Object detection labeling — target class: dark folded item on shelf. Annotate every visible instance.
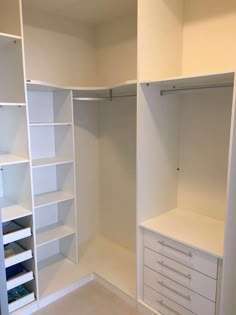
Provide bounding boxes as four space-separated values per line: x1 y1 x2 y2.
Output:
6 264 24 280
3 222 22 235
8 285 30 303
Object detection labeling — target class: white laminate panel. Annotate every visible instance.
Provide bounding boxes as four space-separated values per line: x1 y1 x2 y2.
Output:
144 229 218 279
144 248 217 301
144 285 195 315
144 267 216 315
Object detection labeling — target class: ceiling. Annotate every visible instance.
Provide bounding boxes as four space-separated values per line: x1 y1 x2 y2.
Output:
23 0 137 26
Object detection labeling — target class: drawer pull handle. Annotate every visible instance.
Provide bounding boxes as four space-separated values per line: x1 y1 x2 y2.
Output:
157 281 191 301
157 261 192 279
157 299 182 315
158 240 193 257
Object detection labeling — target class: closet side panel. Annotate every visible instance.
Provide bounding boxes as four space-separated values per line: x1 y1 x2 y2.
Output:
22 8 97 86
96 16 137 86
182 0 236 76
73 102 100 250
177 89 232 220
99 98 136 251
138 0 183 82
220 80 236 315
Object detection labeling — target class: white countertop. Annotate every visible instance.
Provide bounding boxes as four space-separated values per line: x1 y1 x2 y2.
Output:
140 208 225 258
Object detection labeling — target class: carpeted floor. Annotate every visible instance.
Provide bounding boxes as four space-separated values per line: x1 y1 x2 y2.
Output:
34 281 142 315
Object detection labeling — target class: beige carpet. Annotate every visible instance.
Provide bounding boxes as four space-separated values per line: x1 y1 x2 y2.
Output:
34 282 142 315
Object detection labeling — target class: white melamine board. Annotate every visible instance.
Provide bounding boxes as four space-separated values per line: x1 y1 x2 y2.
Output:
34 191 74 209
182 0 236 76
28 90 54 123
140 208 224 258
32 158 73 168
30 122 72 126
0 0 21 36
1 200 31 223
99 97 136 250
0 37 25 103
0 33 21 46
177 88 232 219
3 223 31 245
138 0 183 82
36 224 74 247
8 292 35 313
0 106 29 158
96 16 137 86
220 79 236 314
7 270 34 291
5 243 32 268
74 101 100 247
2 163 33 212
37 240 60 262
0 154 29 166
137 84 180 223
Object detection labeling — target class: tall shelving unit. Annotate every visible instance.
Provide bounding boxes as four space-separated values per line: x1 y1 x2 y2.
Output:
27 82 78 299
0 0 37 314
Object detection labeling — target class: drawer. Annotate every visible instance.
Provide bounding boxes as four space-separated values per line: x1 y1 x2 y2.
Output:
144 229 217 279
5 243 33 268
144 267 215 315
7 270 34 291
144 247 217 301
8 292 35 313
144 285 195 315
3 222 31 245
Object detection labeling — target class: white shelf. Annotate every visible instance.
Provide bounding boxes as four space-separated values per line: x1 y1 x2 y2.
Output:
140 208 225 258
0 199 32 223
3 222 31 245
0 103 25 107
5 243 33 268
0 154 29 166
34 191 74 209
30 122 72 127
32 158 73 168
0 32 21 48
8 292 35 313
36 224 74 247
7 270 34 291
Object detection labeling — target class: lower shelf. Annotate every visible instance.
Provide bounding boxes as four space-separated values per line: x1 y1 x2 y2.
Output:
0 199 32 223
8 292 35 313
36 224 75 247
7 270 34 291
34 191 74 208
5 243 33 268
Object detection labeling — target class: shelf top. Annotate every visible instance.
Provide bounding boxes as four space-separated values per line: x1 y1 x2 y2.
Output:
140 71 235 90
26 79 137 95
0 154 29 167
0 198 32 223
36 223 74 247
140 208 225 258
32 158 73 168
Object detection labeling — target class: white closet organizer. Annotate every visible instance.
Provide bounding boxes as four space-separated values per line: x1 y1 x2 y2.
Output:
137 72 235 315
0 1 37 313
27 81 78 299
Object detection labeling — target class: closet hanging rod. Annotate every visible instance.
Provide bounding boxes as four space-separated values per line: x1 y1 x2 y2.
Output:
73 94 136 102
160 83 233 96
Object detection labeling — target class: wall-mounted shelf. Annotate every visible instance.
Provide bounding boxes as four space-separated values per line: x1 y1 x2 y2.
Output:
34 191 74 209
30 122 72 127
0 103 25 107
0 200 31 223
0 32 21 48
32 158 73 168
0 154 29 166
36 224 75 247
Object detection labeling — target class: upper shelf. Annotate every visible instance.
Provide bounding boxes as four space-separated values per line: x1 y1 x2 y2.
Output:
26 79 137 97
140 208 224 258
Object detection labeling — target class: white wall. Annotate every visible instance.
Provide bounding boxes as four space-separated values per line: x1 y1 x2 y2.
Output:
22 7 97 86
177 89 232 220
99 98 136 251
96 16 137 86
182 0 236 76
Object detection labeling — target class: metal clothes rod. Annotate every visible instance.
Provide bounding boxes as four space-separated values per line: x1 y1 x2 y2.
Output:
73 94 136 102
160 83 233 96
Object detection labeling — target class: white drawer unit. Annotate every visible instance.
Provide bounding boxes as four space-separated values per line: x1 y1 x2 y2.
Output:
3 222 31 245
144 230 218 279
144 285 195 315
144 247 217 301
144 267 215 315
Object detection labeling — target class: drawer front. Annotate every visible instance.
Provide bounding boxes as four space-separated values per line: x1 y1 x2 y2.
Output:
144 285 195 315
144 267 215 315
144 247 216 301
144 230 217 279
